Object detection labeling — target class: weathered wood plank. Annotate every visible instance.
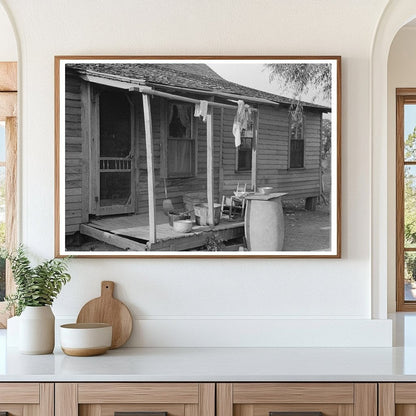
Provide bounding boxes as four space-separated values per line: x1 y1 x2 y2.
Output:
80 224 146 251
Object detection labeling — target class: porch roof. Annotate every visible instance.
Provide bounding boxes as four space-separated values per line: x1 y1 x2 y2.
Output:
67 63 331 112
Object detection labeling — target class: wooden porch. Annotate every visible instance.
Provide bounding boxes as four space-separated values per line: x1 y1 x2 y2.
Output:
80 211 244 251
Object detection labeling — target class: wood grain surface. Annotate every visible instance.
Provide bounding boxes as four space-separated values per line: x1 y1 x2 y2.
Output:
76 281 133 348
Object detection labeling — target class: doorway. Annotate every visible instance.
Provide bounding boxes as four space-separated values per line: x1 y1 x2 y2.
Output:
91 88 135 216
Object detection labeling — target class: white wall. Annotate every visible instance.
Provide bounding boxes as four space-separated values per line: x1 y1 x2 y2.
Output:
0 0 394 347
387 26 416 312
0 3 16 61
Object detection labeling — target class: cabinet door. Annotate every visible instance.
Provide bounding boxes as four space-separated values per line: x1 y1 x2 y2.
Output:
217 383 377 416
56 383 215 416
0 383 53 416
379 383 416 416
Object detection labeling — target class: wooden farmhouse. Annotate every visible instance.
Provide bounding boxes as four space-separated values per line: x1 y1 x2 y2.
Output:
64 63 330 251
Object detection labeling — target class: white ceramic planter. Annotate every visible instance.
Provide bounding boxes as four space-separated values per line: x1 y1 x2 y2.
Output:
6 315 20 347
19 306 55 354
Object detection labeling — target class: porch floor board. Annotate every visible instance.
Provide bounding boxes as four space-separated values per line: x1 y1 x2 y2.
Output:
83 211 245 251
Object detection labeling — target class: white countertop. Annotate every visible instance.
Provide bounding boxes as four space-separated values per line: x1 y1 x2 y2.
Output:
3 345 416 382
2 313 416 382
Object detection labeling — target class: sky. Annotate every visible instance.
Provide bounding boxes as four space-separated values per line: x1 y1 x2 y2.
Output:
207 63 329 106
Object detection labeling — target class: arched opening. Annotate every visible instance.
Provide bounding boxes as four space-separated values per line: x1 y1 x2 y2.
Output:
371 1 416 322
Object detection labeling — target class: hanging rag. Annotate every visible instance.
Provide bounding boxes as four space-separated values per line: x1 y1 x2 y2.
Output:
232 100 252 147
194 100 209 122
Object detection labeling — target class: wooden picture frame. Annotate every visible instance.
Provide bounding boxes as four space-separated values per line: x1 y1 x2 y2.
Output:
55 56 341 258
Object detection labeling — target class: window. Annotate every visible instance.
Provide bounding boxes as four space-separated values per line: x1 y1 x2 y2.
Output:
396 90 416 311
167 103 195 178
236 136 252 171
289 110 304 168
235 117 254 172
0 62 17 326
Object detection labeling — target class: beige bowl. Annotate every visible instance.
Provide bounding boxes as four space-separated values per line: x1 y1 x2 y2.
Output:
173 219 193 233
60 323 112 357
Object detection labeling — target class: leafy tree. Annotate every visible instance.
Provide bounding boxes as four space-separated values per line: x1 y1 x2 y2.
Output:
264 63 332 103
321 118 331 160
405 126 416 161
405 127 416 248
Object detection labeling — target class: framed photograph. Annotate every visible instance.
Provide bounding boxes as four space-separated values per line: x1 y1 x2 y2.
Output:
55 56 341 258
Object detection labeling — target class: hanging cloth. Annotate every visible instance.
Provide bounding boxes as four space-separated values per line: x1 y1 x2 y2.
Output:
233 100 252 147
194 100 209 122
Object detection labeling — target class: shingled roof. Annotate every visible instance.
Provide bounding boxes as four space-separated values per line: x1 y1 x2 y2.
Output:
68 63 330 111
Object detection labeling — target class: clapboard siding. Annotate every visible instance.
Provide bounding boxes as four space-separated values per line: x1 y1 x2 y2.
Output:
220 104 321 200
65 74 83 234
304 112 322 170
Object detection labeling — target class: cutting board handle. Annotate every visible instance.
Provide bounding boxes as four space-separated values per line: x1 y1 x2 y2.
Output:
101 281 115 298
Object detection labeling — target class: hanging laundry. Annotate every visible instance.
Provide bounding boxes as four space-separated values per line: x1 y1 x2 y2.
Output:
232 100 252 147
194 100 209 122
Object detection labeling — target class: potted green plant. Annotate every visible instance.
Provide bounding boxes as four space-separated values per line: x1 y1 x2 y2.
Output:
4 246 71 354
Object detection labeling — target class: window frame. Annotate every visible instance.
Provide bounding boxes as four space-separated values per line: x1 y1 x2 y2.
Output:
166 102 196 179
395 90 416 311
288 110 305 169
0 62 18 327
235 129 254 173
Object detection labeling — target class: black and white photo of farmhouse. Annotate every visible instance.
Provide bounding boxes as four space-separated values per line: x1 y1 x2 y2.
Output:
62 60 336 254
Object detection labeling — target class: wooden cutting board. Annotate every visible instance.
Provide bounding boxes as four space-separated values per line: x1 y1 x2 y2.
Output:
76 281 133 349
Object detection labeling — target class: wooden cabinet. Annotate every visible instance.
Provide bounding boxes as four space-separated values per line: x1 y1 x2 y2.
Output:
0 383 53 415
217 383 377 416
55 383 215 416
1 380 414 416
379 383 416 416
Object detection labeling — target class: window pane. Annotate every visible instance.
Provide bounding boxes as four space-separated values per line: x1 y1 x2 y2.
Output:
405 252 416 301
167 104 194 178
290 140 304 168
238 137 252 171
405 165 416 247
404 104 416 162
168 139 193 177
169 104 192 138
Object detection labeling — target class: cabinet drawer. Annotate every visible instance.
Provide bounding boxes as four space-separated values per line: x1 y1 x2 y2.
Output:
379 383 416 415
56 383 215 416
0 383 53 415
217 383 376 416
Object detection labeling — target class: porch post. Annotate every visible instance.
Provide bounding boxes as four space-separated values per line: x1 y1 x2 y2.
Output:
142 93 157 244
206 106 215 226
251 110 258 192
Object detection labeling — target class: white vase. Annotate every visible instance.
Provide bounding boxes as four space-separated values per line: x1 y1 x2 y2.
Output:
6 315 20 347
19 306 55 354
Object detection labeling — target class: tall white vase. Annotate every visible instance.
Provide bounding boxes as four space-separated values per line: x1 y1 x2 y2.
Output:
19 306 55 354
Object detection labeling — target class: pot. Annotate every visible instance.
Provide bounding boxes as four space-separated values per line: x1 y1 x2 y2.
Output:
173 219 193 233
19 305 55 354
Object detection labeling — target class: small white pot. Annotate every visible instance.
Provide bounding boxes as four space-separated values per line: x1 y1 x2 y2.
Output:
19 306 55 354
